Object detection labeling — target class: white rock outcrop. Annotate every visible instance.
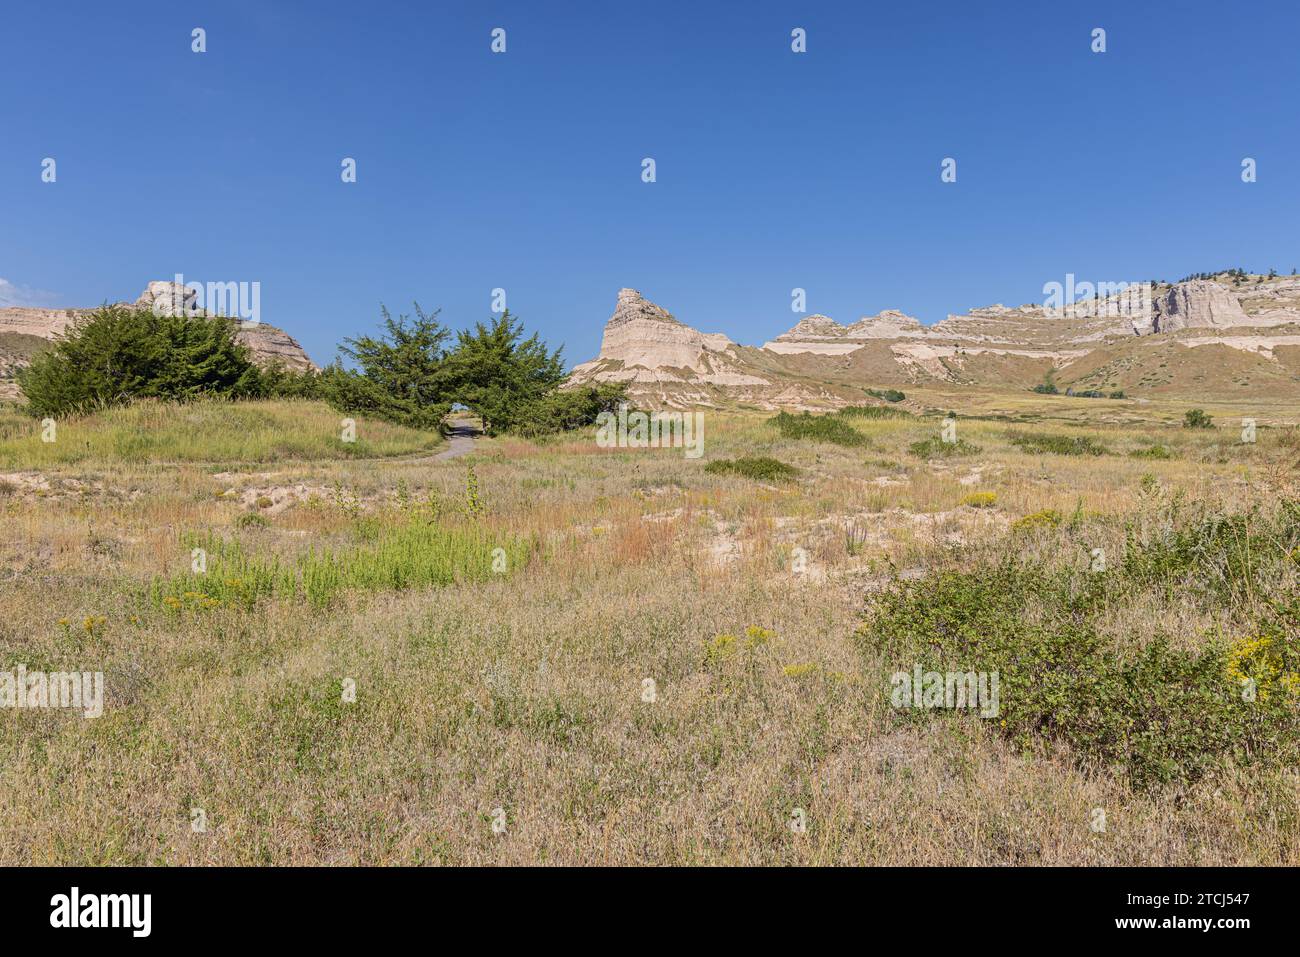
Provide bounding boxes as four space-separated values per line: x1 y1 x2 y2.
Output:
765 310 925 354
1151 280 1250 333
571 288 766 386
135 280 199 317
562 275 1300 407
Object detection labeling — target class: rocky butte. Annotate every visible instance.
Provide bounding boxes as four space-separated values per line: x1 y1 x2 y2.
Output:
568 276 1300 408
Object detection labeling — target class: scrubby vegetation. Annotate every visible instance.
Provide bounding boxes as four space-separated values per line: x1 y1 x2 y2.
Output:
1009 432 1109 456
1184 408 1215 429
704 456 799 481
866 388 906 403
859 498 1300 790
768 410 868 447
1131 444 1174 460
1030 370 1124 400
4 385 1298 865
1012 508 1063 531
837 404 912 420
1030 370 1060 395
908 435 982 458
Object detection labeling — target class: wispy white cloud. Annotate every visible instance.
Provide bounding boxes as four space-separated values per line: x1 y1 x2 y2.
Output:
0 278 60 308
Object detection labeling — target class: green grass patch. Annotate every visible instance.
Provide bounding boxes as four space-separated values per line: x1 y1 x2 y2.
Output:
704 456 799 482
153 519 532 608
0 398 441 467
1130 444 1175 460
768 411 868 447
836 404 912 420
1008 431 1109 456
908 436 982 458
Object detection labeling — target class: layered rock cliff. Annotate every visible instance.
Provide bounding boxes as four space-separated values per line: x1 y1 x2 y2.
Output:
572 274 1300 407
1151 279 1250 332
569 289 771 402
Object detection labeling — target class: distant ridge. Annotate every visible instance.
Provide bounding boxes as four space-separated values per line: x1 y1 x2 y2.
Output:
569 275 1300 408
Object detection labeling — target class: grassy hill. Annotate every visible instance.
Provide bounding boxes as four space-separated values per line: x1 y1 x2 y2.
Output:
0 398 441 469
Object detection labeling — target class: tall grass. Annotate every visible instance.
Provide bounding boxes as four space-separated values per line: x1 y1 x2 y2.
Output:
1008 431 1109 456
153 520 533 608
704 456 799 481
0 398 440 468
836 404 912 419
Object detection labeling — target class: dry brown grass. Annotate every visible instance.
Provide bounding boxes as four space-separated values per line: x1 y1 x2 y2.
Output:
0 396 1296 864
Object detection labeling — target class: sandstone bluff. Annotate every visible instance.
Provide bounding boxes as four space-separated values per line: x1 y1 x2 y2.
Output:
568 276 1300 408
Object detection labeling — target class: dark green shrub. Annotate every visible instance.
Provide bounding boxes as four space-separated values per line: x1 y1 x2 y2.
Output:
837 404 912 420
1130 444 1174 460
1031 370 1059 395
18 305 262 418
235 512 269 529
330 306 569 436
1009 432 1109 456
1184 409 1215 429
704 456 799 482
328 305 455 431
511 383 630 438
768 411 868 447
857 551 1300 790
866 388 907 403
908 436 982 458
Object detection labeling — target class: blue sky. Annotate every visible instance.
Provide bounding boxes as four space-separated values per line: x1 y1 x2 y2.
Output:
2 0 1297 367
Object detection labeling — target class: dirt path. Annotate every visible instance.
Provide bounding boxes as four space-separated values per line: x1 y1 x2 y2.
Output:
433 424 479 461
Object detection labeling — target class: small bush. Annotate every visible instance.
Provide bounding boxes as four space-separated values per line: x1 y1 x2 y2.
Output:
235 512 269 530
704 456 799 482
908 436 982 458
768 411 868 447
866 388 907 403
1184 409 1215 429
960 491 997 509
1011 509 1062 532
1009 432 1109 456
1131 444 1174 460
837 404 912 420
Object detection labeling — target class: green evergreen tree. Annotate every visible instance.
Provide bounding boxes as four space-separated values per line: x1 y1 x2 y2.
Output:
18 305 260 417
444 311 566 435
330 304 455 429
